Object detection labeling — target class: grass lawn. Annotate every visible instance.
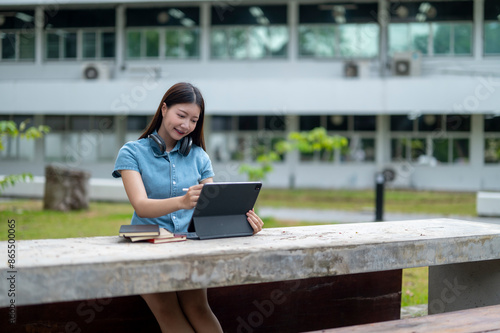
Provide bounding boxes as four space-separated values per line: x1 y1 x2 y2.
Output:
259 188 476 216
402 266 428 307
1 187 470 309
2 200 132 240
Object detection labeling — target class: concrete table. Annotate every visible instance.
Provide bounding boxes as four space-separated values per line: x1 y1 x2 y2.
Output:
1 219 500 332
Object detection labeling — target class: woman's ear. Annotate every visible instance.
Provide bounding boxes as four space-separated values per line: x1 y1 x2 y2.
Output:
161 103 167 117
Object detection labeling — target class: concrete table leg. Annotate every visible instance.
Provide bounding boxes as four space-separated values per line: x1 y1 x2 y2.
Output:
428 259 500 314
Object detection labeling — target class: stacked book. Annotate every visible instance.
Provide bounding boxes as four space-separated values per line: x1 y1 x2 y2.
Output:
119 225 186 244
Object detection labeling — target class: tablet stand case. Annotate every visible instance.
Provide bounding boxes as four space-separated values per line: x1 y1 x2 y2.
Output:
187 182 261 240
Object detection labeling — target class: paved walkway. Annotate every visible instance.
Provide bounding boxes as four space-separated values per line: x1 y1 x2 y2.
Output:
400 304 428 319
259 206 500 225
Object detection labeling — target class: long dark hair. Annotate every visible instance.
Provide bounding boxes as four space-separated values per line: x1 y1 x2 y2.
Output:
139 82 206 151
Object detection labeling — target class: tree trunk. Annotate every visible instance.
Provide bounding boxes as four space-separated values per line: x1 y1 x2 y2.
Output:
43 165 90 211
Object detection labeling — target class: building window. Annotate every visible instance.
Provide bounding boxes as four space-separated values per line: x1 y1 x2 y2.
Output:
484 115 500 163
484 0 500 55
485 114 500 132
83 32 97 58
0 115 36 161
46 31 115 60
389 22 472 56
126 31 141 58
389 1 473 56
432 138 469 163
209 115 285 163
353 115 376 131
299 3 379 58
336 137 375 163
356 138 375 162
265 115 286 131
127 29 199 59
0 11 36 61
211 115 233 131
451 138 469 163
165 29 199 58
145 30 160 57
300 115 321 131
1 31 35 61
418 114 442 132
127 116 148 131
485 138 500 163
446 114 470 132
299 25 336 57
126 7 200 59
44 115 115 163
44 9 115 60
211 26 287 59
46 31 76 59
299 24 378 58
484 22 500 55
391 138 427 163
327 115 348 131
390 114 470 164
238 116 258 131
339 24 378 57
433 23 472 55
389 23 429 55
125 116 149 142
81 31 115 59
391 114 415 131
298 115 376 163
211 5 288 59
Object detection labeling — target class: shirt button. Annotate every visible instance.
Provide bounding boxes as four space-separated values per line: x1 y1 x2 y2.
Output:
173 181 176 185
173 164 176 168
172 216 176 219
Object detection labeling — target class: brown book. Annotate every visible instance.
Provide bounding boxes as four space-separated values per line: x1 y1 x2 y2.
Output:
148 233 187 244
129 228 187 243
119 224 160 237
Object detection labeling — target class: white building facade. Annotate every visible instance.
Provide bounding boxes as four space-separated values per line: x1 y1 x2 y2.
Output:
1 0 499 192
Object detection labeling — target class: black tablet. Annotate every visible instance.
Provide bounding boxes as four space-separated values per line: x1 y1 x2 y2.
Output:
184 181 263 239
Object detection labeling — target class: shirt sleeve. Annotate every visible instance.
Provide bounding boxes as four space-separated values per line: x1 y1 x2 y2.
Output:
199 150 215 182
112 142 140 178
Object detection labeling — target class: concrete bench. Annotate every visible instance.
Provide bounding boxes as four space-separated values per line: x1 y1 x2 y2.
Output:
1 219 500 332
477 191 500 217
310 303 500 333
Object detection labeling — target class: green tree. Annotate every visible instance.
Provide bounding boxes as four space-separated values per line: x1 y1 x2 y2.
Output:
0 120 50 194
239 127 348 181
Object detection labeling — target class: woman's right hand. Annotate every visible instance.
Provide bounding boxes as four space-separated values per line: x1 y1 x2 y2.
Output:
181 184 204 209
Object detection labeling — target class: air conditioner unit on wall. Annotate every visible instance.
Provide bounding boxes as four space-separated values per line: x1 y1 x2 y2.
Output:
392 51 422 77
344 61 359 77
82 62 111 80
343 60 370 78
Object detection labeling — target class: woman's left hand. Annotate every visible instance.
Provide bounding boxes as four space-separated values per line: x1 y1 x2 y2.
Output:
246 209 264 234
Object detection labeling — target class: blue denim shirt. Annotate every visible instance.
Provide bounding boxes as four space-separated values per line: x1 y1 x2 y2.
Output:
112 134 214 233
